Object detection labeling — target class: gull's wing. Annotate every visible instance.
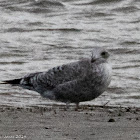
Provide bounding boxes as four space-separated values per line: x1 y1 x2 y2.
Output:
19 58 92 93
53 78 92 103
53 70 101 103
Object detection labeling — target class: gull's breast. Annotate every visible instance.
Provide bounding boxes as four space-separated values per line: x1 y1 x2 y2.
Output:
102 62 112 86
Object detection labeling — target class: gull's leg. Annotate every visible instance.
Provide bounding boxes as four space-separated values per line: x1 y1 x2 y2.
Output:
40 107 43 115
75 102 79 111
65 102 70 110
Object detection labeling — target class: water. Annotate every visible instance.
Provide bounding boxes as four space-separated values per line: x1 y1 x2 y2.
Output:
0 0 140 108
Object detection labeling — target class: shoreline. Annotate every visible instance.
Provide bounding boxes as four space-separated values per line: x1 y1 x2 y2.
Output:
0 105 140 140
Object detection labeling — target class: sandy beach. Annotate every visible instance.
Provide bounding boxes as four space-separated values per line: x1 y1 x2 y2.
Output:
0 105 139 140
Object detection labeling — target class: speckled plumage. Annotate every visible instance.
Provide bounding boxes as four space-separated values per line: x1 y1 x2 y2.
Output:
3 47 112 107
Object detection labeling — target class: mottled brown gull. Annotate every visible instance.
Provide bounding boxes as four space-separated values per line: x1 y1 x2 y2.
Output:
2 47 112 109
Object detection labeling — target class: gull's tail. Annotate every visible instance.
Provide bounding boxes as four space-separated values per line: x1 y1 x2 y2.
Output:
1 78 21 85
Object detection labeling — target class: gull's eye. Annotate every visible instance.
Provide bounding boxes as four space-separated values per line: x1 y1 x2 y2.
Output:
101 51 109 58
101 51 106 56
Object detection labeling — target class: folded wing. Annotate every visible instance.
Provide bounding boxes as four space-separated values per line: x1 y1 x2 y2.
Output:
19 59 92 94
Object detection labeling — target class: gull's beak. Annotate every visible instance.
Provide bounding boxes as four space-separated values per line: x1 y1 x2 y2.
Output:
91 52 98 63
91 58 96 63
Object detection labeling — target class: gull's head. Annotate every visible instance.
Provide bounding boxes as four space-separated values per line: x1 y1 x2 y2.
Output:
91 47 110 63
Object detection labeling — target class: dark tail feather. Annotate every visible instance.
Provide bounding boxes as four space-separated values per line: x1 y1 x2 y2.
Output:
1 78 21 85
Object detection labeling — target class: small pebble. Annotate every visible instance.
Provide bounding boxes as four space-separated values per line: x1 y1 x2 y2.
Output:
127 118 132 120
118 113 122 116
63 133 69 136
108 118 115 122
44 127 50 129
136 118 139 121
108 109 115 113
126 108 131 112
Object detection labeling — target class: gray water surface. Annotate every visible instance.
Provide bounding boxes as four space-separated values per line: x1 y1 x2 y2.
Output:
0 0 140 107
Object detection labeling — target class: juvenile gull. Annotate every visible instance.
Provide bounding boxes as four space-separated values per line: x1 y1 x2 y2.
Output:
2 47 112 109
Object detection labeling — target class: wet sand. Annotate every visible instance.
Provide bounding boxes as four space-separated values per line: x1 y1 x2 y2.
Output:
0 105 140 140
